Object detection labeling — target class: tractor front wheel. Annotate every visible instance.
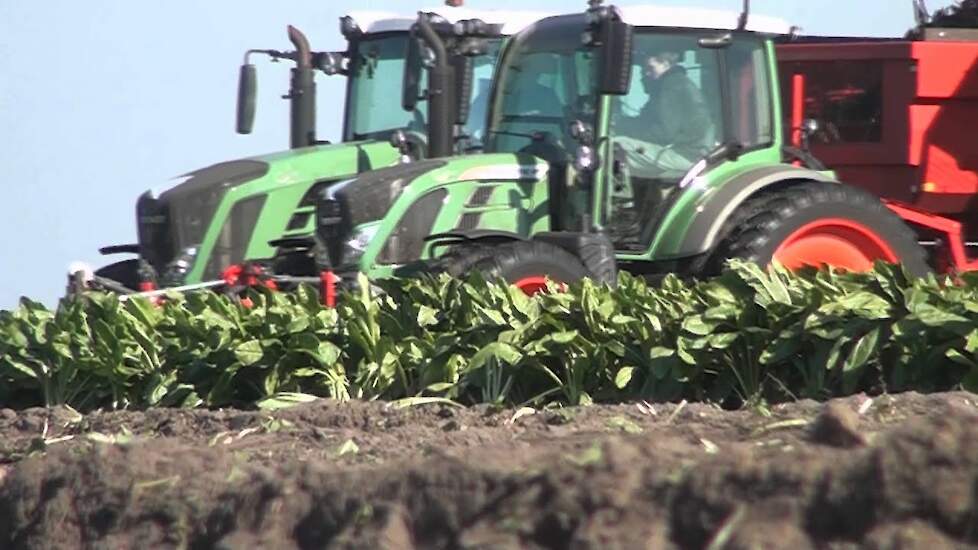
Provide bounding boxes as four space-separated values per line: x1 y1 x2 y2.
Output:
430 240 590 295
710 182 930 277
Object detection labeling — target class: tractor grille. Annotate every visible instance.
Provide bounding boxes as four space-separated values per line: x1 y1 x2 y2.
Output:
316 197 349 267
137 160 269 272
202 194 267 280
334 161 445 227
312 160 446 267
377 188 447 265
136 191 173 269
169 187 230 256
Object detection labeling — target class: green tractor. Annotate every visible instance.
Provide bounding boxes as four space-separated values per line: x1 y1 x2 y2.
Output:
278 0 930 296
78 7 553 295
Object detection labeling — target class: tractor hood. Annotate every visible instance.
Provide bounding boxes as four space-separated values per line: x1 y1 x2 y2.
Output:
137 140 400 277
157 140 401 201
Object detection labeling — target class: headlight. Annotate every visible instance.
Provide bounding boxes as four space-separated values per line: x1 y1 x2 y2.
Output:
341 224 380 268
162 246 199 285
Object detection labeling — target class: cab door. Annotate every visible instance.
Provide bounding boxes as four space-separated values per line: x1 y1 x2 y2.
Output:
599 30 725 252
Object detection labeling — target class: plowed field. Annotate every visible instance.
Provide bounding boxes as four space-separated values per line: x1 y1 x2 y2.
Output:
2 392 977 549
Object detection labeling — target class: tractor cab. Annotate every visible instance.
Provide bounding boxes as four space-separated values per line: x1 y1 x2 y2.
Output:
481 5 790 251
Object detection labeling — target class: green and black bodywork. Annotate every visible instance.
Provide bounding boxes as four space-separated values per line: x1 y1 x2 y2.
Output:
91 13 509 291
293 2 929 291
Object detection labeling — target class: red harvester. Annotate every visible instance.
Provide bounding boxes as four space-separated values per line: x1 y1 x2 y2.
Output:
777 26 978 273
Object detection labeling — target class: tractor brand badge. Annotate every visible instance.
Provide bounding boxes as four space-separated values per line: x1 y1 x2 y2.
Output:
459 164 549 182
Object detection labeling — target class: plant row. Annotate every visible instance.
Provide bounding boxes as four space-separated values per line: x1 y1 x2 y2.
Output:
2 260 977 412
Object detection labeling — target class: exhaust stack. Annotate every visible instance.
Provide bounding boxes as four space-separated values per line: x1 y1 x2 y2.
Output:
287 25 317 149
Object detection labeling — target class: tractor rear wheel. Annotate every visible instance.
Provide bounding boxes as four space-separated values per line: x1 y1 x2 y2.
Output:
709 182 930 277
429 240 590 295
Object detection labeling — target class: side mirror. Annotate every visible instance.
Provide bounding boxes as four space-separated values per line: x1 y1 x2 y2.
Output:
598 18 633 95
236 63 257 134
402 37 423 112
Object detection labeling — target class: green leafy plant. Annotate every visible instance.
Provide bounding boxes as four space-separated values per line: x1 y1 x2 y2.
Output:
1 260 976 412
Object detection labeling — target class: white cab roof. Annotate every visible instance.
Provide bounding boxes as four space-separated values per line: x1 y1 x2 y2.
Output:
619 5 792 35
347 8 557 36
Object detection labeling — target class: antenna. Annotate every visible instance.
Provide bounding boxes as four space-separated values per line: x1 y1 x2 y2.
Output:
737 0 750 30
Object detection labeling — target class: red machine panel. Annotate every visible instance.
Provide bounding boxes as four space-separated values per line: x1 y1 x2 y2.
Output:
777 39 978 215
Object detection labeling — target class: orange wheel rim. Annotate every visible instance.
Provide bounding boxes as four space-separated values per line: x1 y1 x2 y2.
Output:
513 276 569 295
773 218 898 272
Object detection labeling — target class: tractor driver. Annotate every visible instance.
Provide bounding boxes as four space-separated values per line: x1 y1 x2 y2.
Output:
614 47 714 178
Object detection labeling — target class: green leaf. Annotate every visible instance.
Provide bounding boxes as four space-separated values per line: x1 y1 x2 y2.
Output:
469 342 523 371
966 330 978 353
551 330 579 344
234 340 264 366
417 305 439 327
841 327 880 393
256 392 318 410
946 349 978 368
2 358 38 379
615 367 635 389
911 303 971 330
760 333 800 365
708 332 739 349
335 439 359 457
390 396 464 409
682 315 716 336
606 415 643 434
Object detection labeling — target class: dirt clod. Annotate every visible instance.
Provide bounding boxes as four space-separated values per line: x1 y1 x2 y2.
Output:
811 401 866 448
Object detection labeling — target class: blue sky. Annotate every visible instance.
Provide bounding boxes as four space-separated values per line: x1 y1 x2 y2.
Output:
0 0 953 309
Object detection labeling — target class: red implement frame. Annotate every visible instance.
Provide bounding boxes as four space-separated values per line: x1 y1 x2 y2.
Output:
885 201 978 272
791 73 805 148
320 270 336 308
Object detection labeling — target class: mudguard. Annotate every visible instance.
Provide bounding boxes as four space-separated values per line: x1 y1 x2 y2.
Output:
657 164 837 258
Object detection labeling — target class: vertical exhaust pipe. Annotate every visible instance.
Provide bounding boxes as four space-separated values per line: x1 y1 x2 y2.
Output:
416 14 454 158
287 25 316 149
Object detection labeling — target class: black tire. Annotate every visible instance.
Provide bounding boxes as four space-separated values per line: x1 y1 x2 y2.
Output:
578 234 619 287
707 181 931 277
427 240 591 290
423 243 501 278
94 259 141 290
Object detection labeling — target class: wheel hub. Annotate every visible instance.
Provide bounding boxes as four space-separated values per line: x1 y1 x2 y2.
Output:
773 218 898 272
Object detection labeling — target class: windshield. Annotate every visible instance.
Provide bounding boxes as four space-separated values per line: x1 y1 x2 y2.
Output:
485 15 597 162
344 34 504 147
344 34 426 141
460 39 503 149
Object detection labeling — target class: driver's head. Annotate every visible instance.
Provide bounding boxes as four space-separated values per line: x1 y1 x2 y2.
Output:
642 49 682 92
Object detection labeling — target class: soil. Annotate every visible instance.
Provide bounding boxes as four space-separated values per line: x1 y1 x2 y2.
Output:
1 391 978 549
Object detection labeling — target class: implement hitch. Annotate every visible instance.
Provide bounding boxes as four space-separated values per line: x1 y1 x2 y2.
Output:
69 261 342 309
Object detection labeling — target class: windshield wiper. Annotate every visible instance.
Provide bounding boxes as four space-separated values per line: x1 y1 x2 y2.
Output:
487 129 548 142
